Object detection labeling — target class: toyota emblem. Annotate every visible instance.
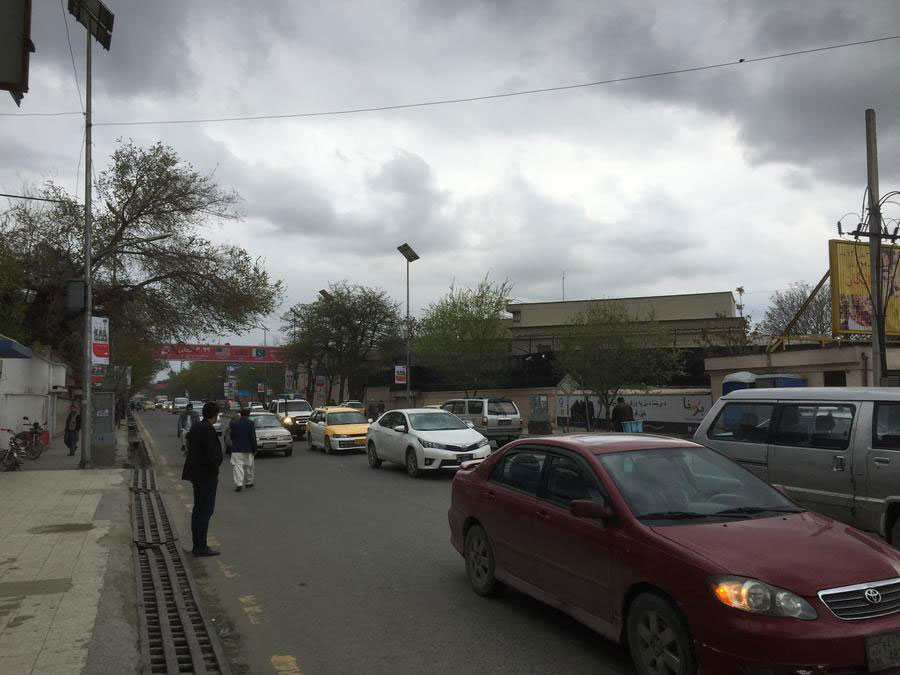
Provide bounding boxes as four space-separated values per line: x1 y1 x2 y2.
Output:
865 588 883 604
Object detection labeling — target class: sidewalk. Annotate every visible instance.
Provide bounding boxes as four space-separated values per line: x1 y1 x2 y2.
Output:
29 425 131 472
0 428 140 674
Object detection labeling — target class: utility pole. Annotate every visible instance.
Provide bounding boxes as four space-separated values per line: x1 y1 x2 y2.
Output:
397 244 419 407
866 108 886 386
562 271 566 301
81 26 93 468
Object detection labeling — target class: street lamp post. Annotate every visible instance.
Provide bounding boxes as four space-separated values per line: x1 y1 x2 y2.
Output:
397 243 419 407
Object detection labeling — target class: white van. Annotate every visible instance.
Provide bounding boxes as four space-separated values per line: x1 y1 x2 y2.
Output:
695 387 900 544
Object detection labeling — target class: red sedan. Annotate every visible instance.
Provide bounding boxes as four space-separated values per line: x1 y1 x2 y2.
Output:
448 434 900 675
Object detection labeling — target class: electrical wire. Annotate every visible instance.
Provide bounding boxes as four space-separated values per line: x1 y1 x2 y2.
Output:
0 192 72 204
1 33 898 125
60 0 84 113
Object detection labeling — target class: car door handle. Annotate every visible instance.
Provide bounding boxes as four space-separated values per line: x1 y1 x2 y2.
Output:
482 490 496 501
833 455 846 471
536 510 551 521
874 456 892 466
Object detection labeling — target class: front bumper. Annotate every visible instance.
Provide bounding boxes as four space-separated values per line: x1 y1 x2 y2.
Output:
420 444 491 470
282 417 309 436
331 435 368 451
256 436 292 451
695 602 900 674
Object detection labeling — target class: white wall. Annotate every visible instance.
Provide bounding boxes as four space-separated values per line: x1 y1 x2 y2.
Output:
0 353 70 448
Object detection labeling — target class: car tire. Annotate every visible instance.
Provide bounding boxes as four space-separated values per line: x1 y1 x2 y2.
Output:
307 436 316 451
325 437 333 455
626 592 696 675
464 525 498 596
367 441 382 468
405 447 420 477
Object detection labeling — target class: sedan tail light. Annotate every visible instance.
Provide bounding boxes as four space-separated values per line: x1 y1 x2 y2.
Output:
481 416 488 428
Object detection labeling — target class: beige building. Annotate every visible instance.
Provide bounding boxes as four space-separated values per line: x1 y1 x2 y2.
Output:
506 291 745 351
704 344 894 399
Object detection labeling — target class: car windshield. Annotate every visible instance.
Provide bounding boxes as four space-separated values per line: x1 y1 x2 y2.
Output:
174 398 188 405
285 401 311 412
328 412 368 425
252 415 282 428
409 412 468 431
191 401 203 409
598 447 802 524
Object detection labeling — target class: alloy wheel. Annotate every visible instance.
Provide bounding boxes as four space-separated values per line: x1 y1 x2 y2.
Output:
467 534 490 585
406 448 419 477
635 609 682 674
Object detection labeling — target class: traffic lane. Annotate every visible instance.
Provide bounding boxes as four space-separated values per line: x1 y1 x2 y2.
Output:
138 411 633 675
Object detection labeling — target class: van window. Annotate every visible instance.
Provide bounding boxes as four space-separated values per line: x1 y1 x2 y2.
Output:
773 404 854 450
467 400 483 415
874 404 900 449
707 402 773 443
488 399 517 415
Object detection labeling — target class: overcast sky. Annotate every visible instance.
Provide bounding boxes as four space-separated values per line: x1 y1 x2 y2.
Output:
4 0 900 346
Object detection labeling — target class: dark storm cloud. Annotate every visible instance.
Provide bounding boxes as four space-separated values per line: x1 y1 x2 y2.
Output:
569 0 900 185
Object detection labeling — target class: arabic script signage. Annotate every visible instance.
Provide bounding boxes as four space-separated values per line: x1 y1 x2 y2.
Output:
151 344 286 363
557 392 711 425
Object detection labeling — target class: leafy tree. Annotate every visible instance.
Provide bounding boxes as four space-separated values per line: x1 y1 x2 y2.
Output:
281 282 401 401
416 277 513 397
757 281 832 337
0 141 283 384
554 302 682 430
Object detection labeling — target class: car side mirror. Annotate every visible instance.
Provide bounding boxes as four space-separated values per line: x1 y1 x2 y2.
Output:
570 500 613 520
368 418 373 424
466 421 475 429
393 425 407 433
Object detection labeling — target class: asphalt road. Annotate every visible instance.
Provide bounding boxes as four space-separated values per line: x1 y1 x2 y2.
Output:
138 411 634 675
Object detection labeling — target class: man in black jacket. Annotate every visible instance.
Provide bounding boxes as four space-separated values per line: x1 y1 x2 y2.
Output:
181 402 223 557
64 404 81 456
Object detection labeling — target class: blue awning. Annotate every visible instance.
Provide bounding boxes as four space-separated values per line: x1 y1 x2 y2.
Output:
0 338 32 359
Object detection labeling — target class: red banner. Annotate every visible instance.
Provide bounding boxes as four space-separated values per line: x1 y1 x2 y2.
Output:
152 344 286 363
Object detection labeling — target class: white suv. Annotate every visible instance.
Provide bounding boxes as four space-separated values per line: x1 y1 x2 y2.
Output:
269 398 313 438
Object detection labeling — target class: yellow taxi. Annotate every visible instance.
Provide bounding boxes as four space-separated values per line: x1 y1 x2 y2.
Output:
306 406 371 454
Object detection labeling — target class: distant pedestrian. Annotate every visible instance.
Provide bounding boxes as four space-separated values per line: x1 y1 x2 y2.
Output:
181 402 223 557
115 399 125 428
228 408 258 492
178 403 200 454
64 404 81 456
610 396 634 432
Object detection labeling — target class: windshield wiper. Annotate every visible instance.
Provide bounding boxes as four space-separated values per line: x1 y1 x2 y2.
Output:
637 511 715 521
712 506 804 517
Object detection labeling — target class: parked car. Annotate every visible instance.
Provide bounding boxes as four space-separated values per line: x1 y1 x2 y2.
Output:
367 408 490 476
450 433 900 674
172 397 189 415
695 387 900 545
339 400 365 411
306 407 370 454
441 397 522 445
142 400 155 411
225 411 293 456
269 398 313 438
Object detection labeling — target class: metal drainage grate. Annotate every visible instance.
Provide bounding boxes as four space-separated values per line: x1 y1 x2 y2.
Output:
132 491 177 546
136 542 229 674
132 468 158 492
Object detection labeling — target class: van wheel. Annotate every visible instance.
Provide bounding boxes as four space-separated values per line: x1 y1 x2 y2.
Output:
627 593 696 675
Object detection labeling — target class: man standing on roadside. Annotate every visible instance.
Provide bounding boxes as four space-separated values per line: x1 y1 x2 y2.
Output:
64 404 81 456
610 396 634 432
178 402 200 454
228 408 258 492
181 402 223 557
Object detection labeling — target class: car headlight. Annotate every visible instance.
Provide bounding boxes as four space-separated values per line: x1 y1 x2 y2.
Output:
284 417 293 424
418 438 446 449
711 576 817 620
477 437 490 447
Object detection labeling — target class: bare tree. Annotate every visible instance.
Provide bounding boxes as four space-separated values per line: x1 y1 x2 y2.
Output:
757 282 832 337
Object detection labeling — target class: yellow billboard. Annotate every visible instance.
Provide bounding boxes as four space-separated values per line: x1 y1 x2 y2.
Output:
829 239 900 335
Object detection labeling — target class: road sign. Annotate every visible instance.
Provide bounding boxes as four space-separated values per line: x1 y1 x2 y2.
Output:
394 365 407 385
284 369 294 393
257 383 265 393
91 316 109 365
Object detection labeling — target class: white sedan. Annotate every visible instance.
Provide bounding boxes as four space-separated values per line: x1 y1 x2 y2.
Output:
225 412 294 457
366 408 491 477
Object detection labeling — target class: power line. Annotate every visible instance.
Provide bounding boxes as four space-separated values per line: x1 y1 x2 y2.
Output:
1 33 898 125
59 0 84 113
0 192 73 204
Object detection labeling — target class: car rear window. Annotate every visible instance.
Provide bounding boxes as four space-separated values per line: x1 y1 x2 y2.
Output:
467 400 483 414
488 399 517 415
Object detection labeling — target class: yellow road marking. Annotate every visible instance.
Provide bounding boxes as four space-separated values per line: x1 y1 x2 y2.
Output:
238 594 264 625
271 654 302 674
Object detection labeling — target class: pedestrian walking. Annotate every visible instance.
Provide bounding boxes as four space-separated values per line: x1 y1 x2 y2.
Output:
228 408 258 492
64 404 81 456
610 396 634 432
178 403 200 453
181 401 223 557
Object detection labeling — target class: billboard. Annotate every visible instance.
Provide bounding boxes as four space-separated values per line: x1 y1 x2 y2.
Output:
151 344 286 363
394 365 407 385
91 316 109 365
829 239 900 335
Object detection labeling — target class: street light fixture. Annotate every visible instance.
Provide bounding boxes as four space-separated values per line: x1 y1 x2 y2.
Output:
397 243 419 406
